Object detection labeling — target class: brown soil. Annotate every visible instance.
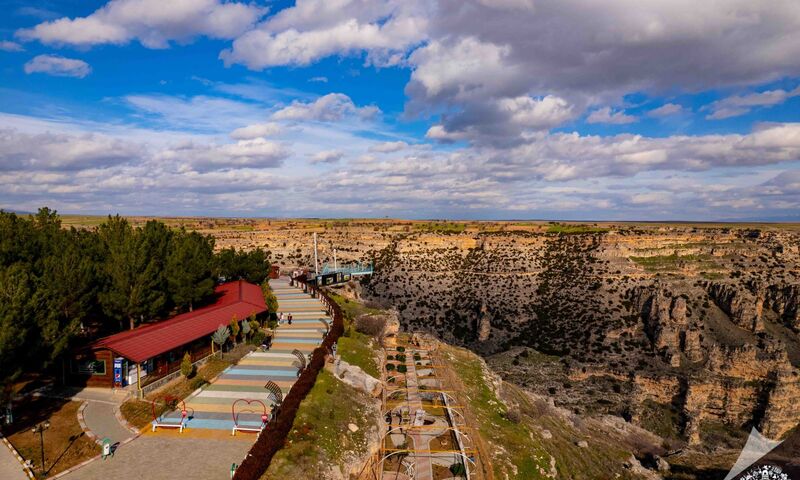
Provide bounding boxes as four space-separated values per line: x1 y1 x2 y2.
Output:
3 398 98 477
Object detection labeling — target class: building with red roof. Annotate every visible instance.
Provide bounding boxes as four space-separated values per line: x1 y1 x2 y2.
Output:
69 280 267 391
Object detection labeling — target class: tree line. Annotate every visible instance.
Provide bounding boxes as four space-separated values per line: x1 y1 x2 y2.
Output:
0 208 271 393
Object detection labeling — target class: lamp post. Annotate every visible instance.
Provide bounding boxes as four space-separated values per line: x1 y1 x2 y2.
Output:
31 421 50 476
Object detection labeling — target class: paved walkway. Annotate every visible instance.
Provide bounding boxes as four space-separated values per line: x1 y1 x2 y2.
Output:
82 401 134 445
59 436 251 480
0 439 29 480
157 277 329 433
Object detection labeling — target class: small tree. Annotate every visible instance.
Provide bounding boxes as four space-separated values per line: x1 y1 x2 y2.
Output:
261 282 279 313
180 352 194 378
249 319 260 334
212 325 230 354
241 317 251 342
230 315 240 345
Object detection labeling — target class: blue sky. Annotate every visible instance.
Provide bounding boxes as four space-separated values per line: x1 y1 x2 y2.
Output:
1 0 799 220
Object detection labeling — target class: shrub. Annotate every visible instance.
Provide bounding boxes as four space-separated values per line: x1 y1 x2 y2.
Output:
505 407 522 424
449 463 466 476
250 330 267 346
386 355 394 360
180 352 195 378
396 354 406 363
230 315 240 340
397 365 407 373
189 377 207 390
355 314 386 337
396 346 405 352
386 363 396 371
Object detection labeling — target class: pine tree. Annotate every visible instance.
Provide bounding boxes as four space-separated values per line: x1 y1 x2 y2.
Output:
167 229 215 312
261 282 279 313
98 217 172 330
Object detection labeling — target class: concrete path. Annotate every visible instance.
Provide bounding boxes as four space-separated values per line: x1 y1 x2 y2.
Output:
82 401 134 445
0 439 29 480
157 276 329 433
58 435 251 480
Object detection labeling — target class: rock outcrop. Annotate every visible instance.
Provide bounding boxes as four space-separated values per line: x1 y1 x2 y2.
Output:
632 287 704 366
329 359 382 397
764 284 800 332
707 282 764 332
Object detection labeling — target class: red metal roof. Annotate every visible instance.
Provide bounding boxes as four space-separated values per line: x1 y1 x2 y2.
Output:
91 280 266 363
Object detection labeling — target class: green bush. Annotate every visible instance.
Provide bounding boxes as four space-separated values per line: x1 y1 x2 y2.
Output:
249 330 267 345
395 354 406 363
180 352 195 378
386 363 396 371
386 355 394 360
396 346 405 352
449 463 466 476
189 377 207 391
397 365 407 373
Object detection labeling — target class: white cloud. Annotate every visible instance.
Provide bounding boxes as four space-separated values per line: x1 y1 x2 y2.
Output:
230 122 282 140
647 103 683 118
0 41 24 52
17 0 264 48
369 141 408 153
425 125 468 142
706 87 800 120
123 94 266 132
219 0 429 69
0 127 140 171
407 37 518 102
309 150 344 164
156 138 289 171
402 0 800 144
273 93 379 122
23 54 91 78
309 76 328 83
586 107 637 125
498 95 575 129
2 114 800 219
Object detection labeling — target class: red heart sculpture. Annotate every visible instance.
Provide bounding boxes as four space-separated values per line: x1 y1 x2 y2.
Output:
231 398 269 427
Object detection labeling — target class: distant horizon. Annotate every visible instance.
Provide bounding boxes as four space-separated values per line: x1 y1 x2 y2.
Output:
4 206 800 225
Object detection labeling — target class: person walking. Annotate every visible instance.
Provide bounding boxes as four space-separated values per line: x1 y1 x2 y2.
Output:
287 313 293 325
278 312 283 324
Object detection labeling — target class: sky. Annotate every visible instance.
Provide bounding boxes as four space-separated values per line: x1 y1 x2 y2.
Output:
0 0 799 221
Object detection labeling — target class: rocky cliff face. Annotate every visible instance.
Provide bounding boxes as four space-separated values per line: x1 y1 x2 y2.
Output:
706 282 764 332
210 222 800 451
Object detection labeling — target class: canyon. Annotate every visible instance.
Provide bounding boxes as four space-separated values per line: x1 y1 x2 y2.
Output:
203 219 800 471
